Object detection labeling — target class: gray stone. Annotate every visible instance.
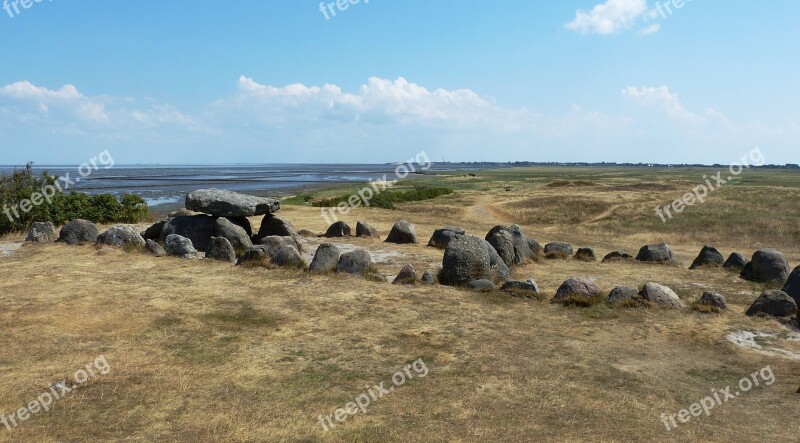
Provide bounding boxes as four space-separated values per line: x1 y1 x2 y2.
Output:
639 283 685 308
484 225 509 241
607 287 644 306
336 250 373 275
690 245 724 269
506 225 535 264
745 290 797 318
544 242 573 259
393 264 417 285
141 218 169 241
527 238 544 257
740 249 791 284
97 225 146 248
57 219 99 245
324 221 351 238
145 239 166 257
487 230 515 267
440 235 498 286
552 278 601 305
421 271 437 285
698 292 728 312
428 227 465 249
185 188 280 217
356 221 380 238
25 222 56 243
309 243 341 273
385 220 417 244
602 251 634 263
226 216 253 237
160 215 215 251
206 237 236 263
259 235 302 254
255 214 297 242
501 279 540 295
271 245 304 268
165 234 197 259
574 247 596 262
467 279 495 291
237 246 270 267
723 252 749 271
298 229 317 238
482 241 512 281
215 217 253 254
782 266 800 306
636 243 676 264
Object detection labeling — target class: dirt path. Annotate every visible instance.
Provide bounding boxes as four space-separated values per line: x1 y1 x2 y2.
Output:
467 193 515 226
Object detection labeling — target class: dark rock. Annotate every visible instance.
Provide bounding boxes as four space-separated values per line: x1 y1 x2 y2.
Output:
165 234 198 259
690 245 724 269
356 221 380 238
271 245 304 268
385 220 417 244
428 227 465 249
487 230 515 267
607 286 644 306
214 217 253 254
552 278 601 305
57 219 99 245
602 251 634 263
527 238 544 257
639 283 685 308
723 252 749 271
309 243 341 273
25 222 56 243
421 271 436 285
467 279 495 291
141 218 169 241
483 241 512 282
740 249 791 284
782 266 800 306
255 214 297 242
237 246 269 266
336 250 373 275
206 237 236 263
697 292 728 312
484 225 509 241
160 215 215 251
574 247 596 262
185 188 280 217
544 242 573 259
145 239 166 257
501 279 540 295
226 216 253 237
393 265 417 285
506 225 535 264
439 235 494 286
324 221 352 238
259 236 302 254
635 243 676 264
745 290 797 318
97 225 146 248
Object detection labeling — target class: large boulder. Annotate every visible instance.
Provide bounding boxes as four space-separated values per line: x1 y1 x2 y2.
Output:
574 247 596 262
639 283 685 308
552 278 601 305
506 225 535 264
635 243 676 265
482 241 512 281
206 237 237 263
690 245 724 269
25 222 56 243
428 227 465 249
309 243 341 273
97 225 146 248
356 221 379 238
145 239 167 257
271 245 305 268
740 249 791 284
254 214 297 242
324 221 351 238
160 215 215 251
385 220 417 244
57 219 99 245
602 251 634 263
141 218 169 241
393 264 417 285
723 252 749 271
486 230 515 267
607 286 644 306
544 242 573 259
781 266 800 306
439 235 494 286
185 188 280 217
214 217 253 254
484 226 509 241
165 234 198 259
336 250 373 275
745 290 797 318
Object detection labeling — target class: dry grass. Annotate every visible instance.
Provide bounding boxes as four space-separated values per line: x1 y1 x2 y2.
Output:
1 166 799 442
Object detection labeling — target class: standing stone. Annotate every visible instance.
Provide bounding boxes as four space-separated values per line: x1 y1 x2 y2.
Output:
324 221 352 238
393 264 417 285
740 249 791 284
552 278 601 305
185 188 280 217
160 215 216 251
97 225 146 248
336 250 373 275
254 214 297 242
165 234 198 259
141 218 169 241
215 217 253 254
723 252 749 271
745 290 797 318
544 242 573 259
57 219 99 245
421 271 437 285
690 245 724 269
574 247 596 262
385 220 418 244
356 221 380 238
781 266 800 306
271 245 305 268
25 222 56 243
487 230 515 267
309 243 341 273
639 283 685 308
428 227 465 249
635 243 676 264
145 239 167 257
607 287 644 306
697 292 729 312
206 237 236 263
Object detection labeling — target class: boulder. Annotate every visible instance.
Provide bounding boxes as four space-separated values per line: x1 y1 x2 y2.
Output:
723 252 749 271
259 235 302 253
484 225 509 241
255 214 297 242
25 222 56 243
467 279 495 291
206 237 236 263
271 245 305 268
145 239 167 257
439 235 494 286
689 245 724 269
639 283 685 308
185 188 280 217
740 249 791 284
141 218 169 241
482 241 512 281
336 250 373 275
574 247 596 262
552 278 601 305
165 234 198 259
237 246 270 267
544 242 573 259
226 216 253 237
745 290 797 318
421 271 437 285
697 292 729 312
428 227 465 249
393 264 417 285
607 287 644 306
506 225 535 264
782 266 800 306
487 230 515 267
324 221 352 238
602 251 634 263
160 215 215 251
97 225 146 248
298 229 317 238
635 243 676 264
527 238 544 257
356 221 380 238
385 220 417 244
501 279 540 296
214 217 253 254
57 219 99 245
309 243 341 273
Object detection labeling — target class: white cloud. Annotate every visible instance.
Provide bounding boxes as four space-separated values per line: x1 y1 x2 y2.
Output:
622 85 703 122
0 81 109 123
638 23 661 35
565 0 650 35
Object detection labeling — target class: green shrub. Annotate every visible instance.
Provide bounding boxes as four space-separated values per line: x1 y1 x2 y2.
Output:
313 186 454 210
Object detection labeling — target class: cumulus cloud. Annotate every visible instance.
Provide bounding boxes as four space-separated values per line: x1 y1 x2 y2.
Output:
622 85 704 122
0 81 110 123
565 0 652 35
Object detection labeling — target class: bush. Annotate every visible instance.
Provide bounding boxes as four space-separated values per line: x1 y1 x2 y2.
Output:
313 186 454 210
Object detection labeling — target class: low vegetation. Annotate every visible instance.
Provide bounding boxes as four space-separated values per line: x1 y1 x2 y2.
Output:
311 186 454 210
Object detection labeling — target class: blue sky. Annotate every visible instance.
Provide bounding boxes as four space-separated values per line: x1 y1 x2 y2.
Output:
0 0 797 165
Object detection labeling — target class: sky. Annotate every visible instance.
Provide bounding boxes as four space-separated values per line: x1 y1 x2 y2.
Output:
0 0 798 165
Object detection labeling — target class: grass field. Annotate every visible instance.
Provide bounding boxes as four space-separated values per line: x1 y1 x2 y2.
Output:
1 165 799 442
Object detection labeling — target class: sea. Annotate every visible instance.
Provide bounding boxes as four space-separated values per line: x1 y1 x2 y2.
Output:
0 163 486 208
